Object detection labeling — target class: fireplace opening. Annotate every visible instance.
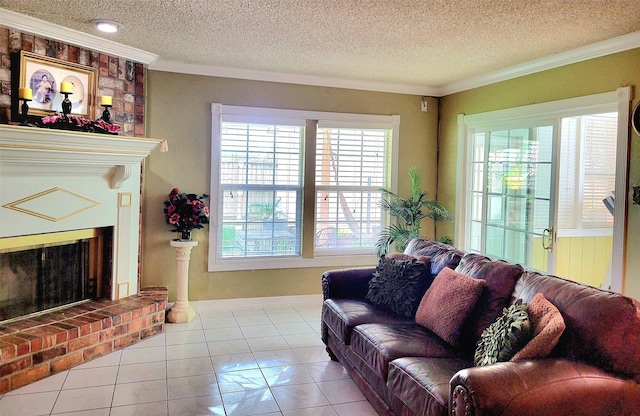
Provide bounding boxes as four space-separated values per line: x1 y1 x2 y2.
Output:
0 228 113 323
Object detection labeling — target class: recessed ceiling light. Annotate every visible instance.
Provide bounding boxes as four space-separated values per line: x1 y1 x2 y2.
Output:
91 19 122 33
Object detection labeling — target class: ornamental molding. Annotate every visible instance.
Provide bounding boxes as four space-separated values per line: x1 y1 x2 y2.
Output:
0 125 162 189
0 8 158 65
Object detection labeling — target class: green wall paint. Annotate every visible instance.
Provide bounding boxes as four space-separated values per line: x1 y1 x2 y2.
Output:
143 48 640 302
438 48 640 300
142 71 439 301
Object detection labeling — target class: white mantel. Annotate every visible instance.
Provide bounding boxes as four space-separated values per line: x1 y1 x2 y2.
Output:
0 124 163 300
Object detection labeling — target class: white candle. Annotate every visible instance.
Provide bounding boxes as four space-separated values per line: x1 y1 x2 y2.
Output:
101 95 113 106
60 82 73 93
19 87 32 100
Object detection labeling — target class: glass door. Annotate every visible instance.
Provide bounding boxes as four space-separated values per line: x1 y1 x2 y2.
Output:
467 125 556 271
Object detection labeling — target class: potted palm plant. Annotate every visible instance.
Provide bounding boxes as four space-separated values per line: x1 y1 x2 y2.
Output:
376 167 452 256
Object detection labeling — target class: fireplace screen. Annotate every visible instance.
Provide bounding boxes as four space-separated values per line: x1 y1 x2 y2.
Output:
0 229 108 322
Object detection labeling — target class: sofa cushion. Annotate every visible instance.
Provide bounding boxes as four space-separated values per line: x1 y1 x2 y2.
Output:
322 299 409 345
366 255 432 318
513 271 640 381
388 357 470 416
455 253 524 344
511 293 565 361
350 323 461 381
415 267 486 346
474 299 531 366
404 238 465 276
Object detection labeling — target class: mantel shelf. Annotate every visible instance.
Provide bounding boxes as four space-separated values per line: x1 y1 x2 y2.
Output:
0 124 164 189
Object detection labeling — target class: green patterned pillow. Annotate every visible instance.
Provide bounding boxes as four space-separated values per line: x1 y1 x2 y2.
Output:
366 255 431 318
474 299 531 366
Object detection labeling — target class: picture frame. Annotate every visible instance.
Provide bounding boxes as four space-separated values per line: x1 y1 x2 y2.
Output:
18 51 97 118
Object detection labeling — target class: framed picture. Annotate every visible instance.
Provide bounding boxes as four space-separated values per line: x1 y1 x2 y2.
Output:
18 51 97 118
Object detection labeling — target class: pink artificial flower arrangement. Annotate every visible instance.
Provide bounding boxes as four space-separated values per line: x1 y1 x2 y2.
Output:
39 113 121 133
163 188 210 234
95 119 121 133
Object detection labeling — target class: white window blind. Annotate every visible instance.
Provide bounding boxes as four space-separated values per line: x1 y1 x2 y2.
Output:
314 124 390 253
557 117 579 228
557 113 616 230
218 120 302 258
582 114 617 227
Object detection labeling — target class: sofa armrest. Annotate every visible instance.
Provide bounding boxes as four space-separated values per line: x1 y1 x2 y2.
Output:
449 359 640 416
322 267 376 300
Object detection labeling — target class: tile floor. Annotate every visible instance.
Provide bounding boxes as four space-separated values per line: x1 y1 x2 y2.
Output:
0 297 377 416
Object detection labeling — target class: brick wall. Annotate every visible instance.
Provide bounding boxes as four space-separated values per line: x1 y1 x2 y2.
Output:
0 26 145 136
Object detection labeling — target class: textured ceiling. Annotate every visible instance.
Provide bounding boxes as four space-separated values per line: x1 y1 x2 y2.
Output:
2 0 640 93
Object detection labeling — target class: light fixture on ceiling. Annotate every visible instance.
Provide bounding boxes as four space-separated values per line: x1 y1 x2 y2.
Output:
91 19 122 33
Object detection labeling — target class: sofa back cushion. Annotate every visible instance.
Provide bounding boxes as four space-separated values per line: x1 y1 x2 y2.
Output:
405 238 465 277
512 271 640 382
454 253 524 344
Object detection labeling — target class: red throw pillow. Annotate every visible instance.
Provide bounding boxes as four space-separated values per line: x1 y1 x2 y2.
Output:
511 293 566 361
415 267 486 346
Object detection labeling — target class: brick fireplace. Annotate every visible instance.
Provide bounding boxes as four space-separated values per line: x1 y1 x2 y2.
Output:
0 124 164 393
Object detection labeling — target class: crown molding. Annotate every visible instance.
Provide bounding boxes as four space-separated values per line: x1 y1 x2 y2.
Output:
439 31 640 96
0 8 158 65
150 59 440 96
3 6 637 96
148 30 640 97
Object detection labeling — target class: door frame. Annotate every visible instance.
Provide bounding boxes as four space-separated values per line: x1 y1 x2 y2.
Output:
455 87 632 293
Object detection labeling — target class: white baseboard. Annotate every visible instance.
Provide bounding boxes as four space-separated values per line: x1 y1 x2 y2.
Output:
190 294 323 310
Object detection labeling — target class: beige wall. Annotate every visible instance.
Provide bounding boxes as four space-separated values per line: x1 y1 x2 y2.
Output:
142 71 439 301
438 48 640 300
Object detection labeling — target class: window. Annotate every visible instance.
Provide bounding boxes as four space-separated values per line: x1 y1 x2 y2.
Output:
209 104 399 271
315 124 389 254
219 120 303 258
557 113 617 233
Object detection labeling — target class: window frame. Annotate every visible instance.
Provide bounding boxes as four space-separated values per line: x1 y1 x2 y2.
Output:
208 103 400 272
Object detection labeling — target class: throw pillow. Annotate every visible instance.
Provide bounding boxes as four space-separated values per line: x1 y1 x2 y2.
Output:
415 267 486 346
511 293 566 361
365 255 431 318
474 299 531 366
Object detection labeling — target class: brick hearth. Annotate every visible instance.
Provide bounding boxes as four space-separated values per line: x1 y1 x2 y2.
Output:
0 287 168 394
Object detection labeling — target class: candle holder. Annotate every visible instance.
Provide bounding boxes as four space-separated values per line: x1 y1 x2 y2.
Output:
20 98 31 125
61 91 73 117
101 104 112 124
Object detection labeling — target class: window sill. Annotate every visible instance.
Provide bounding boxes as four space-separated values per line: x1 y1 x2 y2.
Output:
207 253 378 272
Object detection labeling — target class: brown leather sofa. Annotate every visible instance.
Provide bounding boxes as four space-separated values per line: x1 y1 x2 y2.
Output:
321 238 640 416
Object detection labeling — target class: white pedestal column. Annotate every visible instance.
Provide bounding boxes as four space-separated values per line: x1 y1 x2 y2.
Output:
167 239 198 323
